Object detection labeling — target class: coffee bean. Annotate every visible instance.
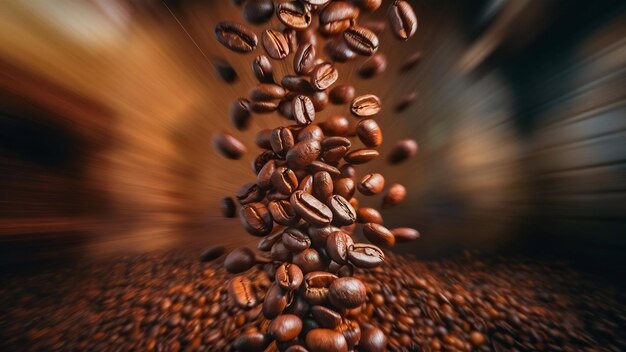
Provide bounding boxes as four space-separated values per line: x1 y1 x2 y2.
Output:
308 161 341 178
254 129 273 150
338 320 361 349
363 223 395 248
344 149 379 164
262 29 290 60
344 26 379 56
311 171 333 201
258 230 284 252
356 207 383 224
224 247 256 274
230 98 251 130
293 42 316 75
276 263 304 291
200 246 227 262
311 306 342 329
311 91 329 112
350 94 381 117
399 51 422 72
349 197 359 209
278 1 312 30
293 248 326 274
311 62 338 91
253 55 275 84
303 272 337 304
270 127 295 156
268 200 299 227
286 140 321 169
321 137 351 163
221 196 237 218
214 58 238 83
329 277 367 309
329 85 355 105
293 95 316 125
359 326 388 351
357 173 385 195
278 97 295 120
356 119 382 147
388 139 418 164
324 37 357 63
233 332 269 351
240 202 273 236
298 174 314 194
382 183 406 208
213 132 247 159
306 329 348 352
390 228 420 242
388 0 418 40
339 164 356 178
358 53 387 78
319 2 359 36
263 283 291 319
250 100 279 113
326 231 354 265
242 0 274 24
327 195 356 226
333 178 355 200
229 275 258 309
348 243 384 268
214 21 257 53
307 225 339 247
320 115 350 136
250 84 286 101
297 124 324 142
281 75 315 95
269 314 303 342
394 91 417 112
290 190 333 227
271 167 299 195
271 241 293 262
237 182 265 205
282 228 312 253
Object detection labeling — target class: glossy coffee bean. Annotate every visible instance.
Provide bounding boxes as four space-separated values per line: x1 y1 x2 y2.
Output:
297 124 324 142
311 62 338 91
213 132 246 159
328 194 357 227
250 100 279 113
358 326 388 351
357 173 385 195
276 263 304 291
388 139 418 164
254 129 273 149
391 227 420 242
253 55 275 84
215 21 258 53
282 228 311 253
333 178 355 200
329 85 355 105
394 91 417 112
214 58 238 83
293 95 316 125
320 115 350 136
313 171 334 201
270 128 294 157
224 247 256 274
356 207 383 224
311 305 342 329
263 282 291 318
319 2 359 36
339 164 356 178
311 91 329 112
347 243 384 268
358 52 387 78
286 139 321 170
242 0 274 24
294 42 316 75
229 275 258 309
271 241 292 262
258 230 283 252
237 182 265 204
220 196 237 218
321 137 351 163
268 314 302 342
382 183 406 208
269 200 300 226
277 1 312 30
354 0 382 12
293 248 326 274
344 26 379 56
262 29 290 60
363 223 395 248
329 277 367 309
338 320 361 349
399 51 422 72
281 75 315 95
271 167 299 195
279 97 295 120
291 190 333 227
240 202 273 236
308 226 340 247
250 84 286 101
388 0 418 41
356 119 382 147
308 161 341 178
233 332 269 352
306 329 348 352
324 37 358 63
350 94 382 117
303 271 337 304
199 245 227 262
326 231 353 264
230 98 251 130
344 149 379 164
298 174 314 194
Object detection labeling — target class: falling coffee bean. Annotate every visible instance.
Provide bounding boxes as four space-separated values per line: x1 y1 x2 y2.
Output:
358 53 387 79
200 246 227 262
213 132 247 160
382 183 406 208
324 37 358 63
319 2 359 36
394 91 417 112
278 1 313 30
262 29 290 60
229 275 258 309
230 98 251 130
268 315 303 342
400 51 422 72
356 119 383 147
215 21 258 53
294 42 317 75
329 277 367 309
329 85 355 105
348 243 384 268
363 223 396 248
311 62 339 91
356 207 383 224
253 55 275 84
221 196 237 218
291 190 333 227
344 26 379 56
276 262 304 291
306 328 349 352
224 247 257 274
242 0 274 24
293 95 316 125
282 227 312 253
286 139 321 169
344 149 380 164
326 230 354 264
357 173 385 195
240 202 273 236
249 83 286 101
388 139 418 164
268 200 300 227
214 58 238 83
271 166 299 195
328 195 357 226
391 227 420 242
350 94 382 117
388 0 418 41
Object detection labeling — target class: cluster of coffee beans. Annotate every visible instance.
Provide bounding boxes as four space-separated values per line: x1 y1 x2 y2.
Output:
212 1 421 351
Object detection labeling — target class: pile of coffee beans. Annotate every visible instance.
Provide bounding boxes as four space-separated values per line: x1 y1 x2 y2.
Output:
212 1 421 351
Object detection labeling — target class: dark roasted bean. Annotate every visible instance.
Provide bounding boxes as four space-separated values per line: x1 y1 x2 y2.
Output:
329 277 367 309
308 225 340 247
277 1 312 30
310 91 329 112
350 94 381 117
250 83 286 101
313 171 334 201
311 305 342 329
276 263 304 291
320 115 350 136
388 139 418 164
388 0 418 40
215 21 258 53
311 62 338 91
344 26 379 56
240 202 273 236
258 230 284 251
230 98 251 130
229 275 258 309
255 129 273 150
298 174 314 194
293 248 326 274
293 95 316 125
294 42 316 75
270 127 295 156
286 140 321 169
200 245 227 262
391 227 420 242
291 190 333 227
338 320 361 349
233 332 269 351
224 247 256 274
319 2 359 36
214 58 238 83
324 37 358 63
306 329 349 352
327 195 356 226
339 164 356 178
382 183 406 208
268 315 302 342
237 182 265 204
359 326 388 351
281 75 316 95
271 167 299 195
263 283 291 319
308 161 341 177
297 124 324 142
363 223 395 248
250 100 279 113
303 271 337 304
357 173 385 195
356 207 383 224
213 132 247 159
253 55 275 84
262 29 290 60
221 196 237 218
253 150 278 174
347 243 384 268
321 137 351 163
344 149 379 164
354 0 382 12
356 119 382 147
242 0 274 24
358 53 387 78
282 228 312 253
333 178 355 200
271 241 292 262
326 230 353 265
329 85 355 105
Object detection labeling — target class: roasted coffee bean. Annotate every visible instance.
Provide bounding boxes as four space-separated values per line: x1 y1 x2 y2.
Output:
382 183 406 208
213 132 247 159
268 315 302 342
311 62 338 91
313 171 334 201
270 127 295 156
354 0 382 12
348 197 359 210
333 178 355 200
294 42 316 75
242 0 274 24
258 230 284 252
293 248 326 274
329 277 367 309
284 293 311 317
230 98 251 130
358 53 387 78
276 263 304 291
399 51 422 72
320 115 350 136
310 91 329 112
319 2 359 36
363 223 395 248
308 225 340 247
357 173 385 195
328 195 356 226
298 174 314 194
324 37 358 63
338 320 361 349
326 231 353 264
358 326 388 351
394 91 417 112
253 151 278 175
344 26 379 56
221 196 237 218
262 29 290 60
321 137 351 163
297 124 324 142
356 119 382 147
224 247 256 274
388 139 418 164
240 202 273 236
215 21 258 53
263 283 291 319
303 271 337 304
250 100 279 113
281 75 315 95
283 28 300 52
267 190 291 202
293 95 316 125
286 139 321 169
356 207 383 224
282 228 311 253
306 329 348 352
214 58 238 83
278 1 312 30
271 241 292 262
308 161 341 178
250 84 287 101
329 85 355 105
388 0 418 40
347 243 384 268
200 245 227 262
253 55 275 84
391 227 420 242
297 26 318 46
229 275 258 309
311 306 342 329
237 182 265 205
271 167 299 195
255 129 273 150
291 190 333 227
339 164 356 178
344 149 379 164
269 200 300 226
350 94 382 117
278 97 295 119
233 332 269 352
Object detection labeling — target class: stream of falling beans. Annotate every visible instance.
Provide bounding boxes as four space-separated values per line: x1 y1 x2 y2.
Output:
210 1 420 351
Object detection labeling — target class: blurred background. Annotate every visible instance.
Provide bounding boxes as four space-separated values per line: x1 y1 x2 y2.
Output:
0 0 624 279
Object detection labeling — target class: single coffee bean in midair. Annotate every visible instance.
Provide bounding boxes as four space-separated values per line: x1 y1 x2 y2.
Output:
253 55 275 84
347 243 384 268
388 0 418 41
344 26 379 56
356 119 383 147
262 29 290 60
356 207 383 224
344 148 380 164
329 277 367 309
200 245 227 262
230 98 251 130
282 227 312 253
328 195 357 226
326 230 354 264
363 223 396 247
311 62 339 91
221 196 237 218
250 83 286 101
214 58 238 83
329 85 355 105
291 190 333 227
229 275 258 309
388 139 418 164
237 182 265 204
324 37 358 63
240 202 273 236
293 95 316 125
242 0 274 24
391 227 420 242
268 200 300 227
382 183 406 208
286 139 321 169
224 247 256 274
320 115 350 136
270 127 295 156
268 314 303 342
357 173 385 195
276 262 304 291
305 328 349 352
215 21 258 53
213 132 247 159
271 166 299 195
351 94 382 117
294 42 317 75
358 52 387 78
277 1 312 30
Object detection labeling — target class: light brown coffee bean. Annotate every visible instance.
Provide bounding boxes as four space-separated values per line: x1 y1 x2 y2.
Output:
344 149 379 164
213 132 247 159
382 184 406 208
357 173 385 195
311 62 338 91
344 26 379 56
215 21 258 53
363 223 395 248
262 29 290 60
293 95 316 125
356 119 382 147
351 94 381 117
277 1 312 30
388 0 418 40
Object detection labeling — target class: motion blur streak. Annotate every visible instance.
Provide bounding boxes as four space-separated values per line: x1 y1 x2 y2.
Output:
0 0 624 275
